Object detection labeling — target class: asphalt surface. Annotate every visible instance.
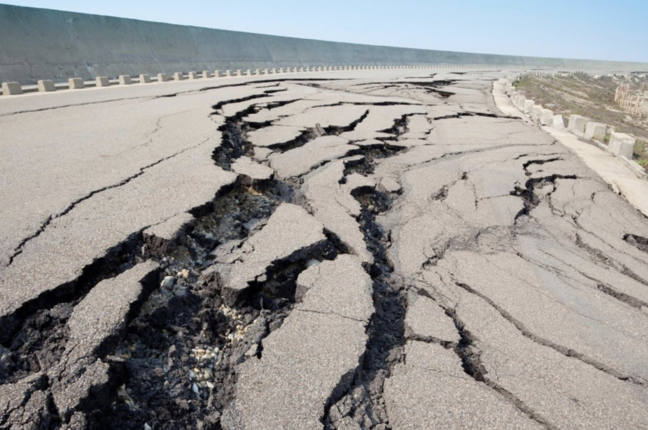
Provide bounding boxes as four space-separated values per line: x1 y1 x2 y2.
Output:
1 68 648 430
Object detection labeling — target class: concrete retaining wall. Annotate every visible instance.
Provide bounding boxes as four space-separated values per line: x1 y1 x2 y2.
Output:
2 4 648 85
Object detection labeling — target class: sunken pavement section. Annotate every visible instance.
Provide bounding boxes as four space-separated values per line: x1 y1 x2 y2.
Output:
1 71 648 430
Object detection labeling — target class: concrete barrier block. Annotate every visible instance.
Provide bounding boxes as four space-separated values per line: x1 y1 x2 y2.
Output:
157 73 169 82
38 79 56 92
96 76 110 87
226 70 233 77
584 122 606 141
532 105 543 122
540 109 554 126
551 115 566 130
202 71 210 78
245 69 252 76
516 96 526 110
567 115 587 136
174 72 184 81
188 71 198 79
513 95 523 109
2 81 23 95
68 77 84 89
271 68 276 74
608 132 636 159
139 74 151 84
523 99 535 115
119 75 132 85
214 71 222 77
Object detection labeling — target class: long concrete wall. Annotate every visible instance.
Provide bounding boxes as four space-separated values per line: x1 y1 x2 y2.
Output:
1 4 648 85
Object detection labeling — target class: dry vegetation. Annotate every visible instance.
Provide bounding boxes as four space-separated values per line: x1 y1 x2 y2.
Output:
514 74 648 167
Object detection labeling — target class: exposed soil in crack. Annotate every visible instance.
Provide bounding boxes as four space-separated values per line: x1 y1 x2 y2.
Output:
511 174 578 221
624 233 648 254
0 231 147 347
0 83 344 429
78 92 351 428
321 114 412 429
94 208 345 430
322 187 406 430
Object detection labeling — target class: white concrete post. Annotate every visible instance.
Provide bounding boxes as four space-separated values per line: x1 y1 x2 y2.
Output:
119 75 132 85
608 132 636 158
157 73 169 82
2 82 23 95
567 115 588 136
539 109 554 126
68 78 84 89
523 99 535 115
551 115 566 130
38 79 56 92
584 122 607 141
139 74 151 84
96 76 110 87
188 71 198 79
202 70 210 79
174 72 184 81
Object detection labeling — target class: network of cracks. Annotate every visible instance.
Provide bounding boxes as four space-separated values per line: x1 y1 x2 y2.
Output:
2 75 648 430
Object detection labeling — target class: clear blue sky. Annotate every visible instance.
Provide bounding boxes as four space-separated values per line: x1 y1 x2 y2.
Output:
5 0 648 62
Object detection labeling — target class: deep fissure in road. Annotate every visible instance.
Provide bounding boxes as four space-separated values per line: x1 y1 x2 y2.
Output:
323 114 412 430
88 93 352 429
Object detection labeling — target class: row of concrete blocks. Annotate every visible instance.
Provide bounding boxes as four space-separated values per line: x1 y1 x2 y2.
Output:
2 65 383 95
2 64 632 96
0 64 443 95
499 78 640 163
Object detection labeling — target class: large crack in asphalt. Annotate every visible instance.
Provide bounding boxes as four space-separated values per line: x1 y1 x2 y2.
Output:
6 76 648 429
0 84 335 429
5 138 213 267
624 233 648 254
323 187 406 430
321 115 410 430
81 90 351 429
443 303 558 430
95 182 345 430
452 282 646 386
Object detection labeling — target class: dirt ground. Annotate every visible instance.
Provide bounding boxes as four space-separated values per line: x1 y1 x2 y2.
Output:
515 74 648 168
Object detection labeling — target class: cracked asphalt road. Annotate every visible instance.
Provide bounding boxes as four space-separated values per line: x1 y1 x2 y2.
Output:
1 69 648 430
